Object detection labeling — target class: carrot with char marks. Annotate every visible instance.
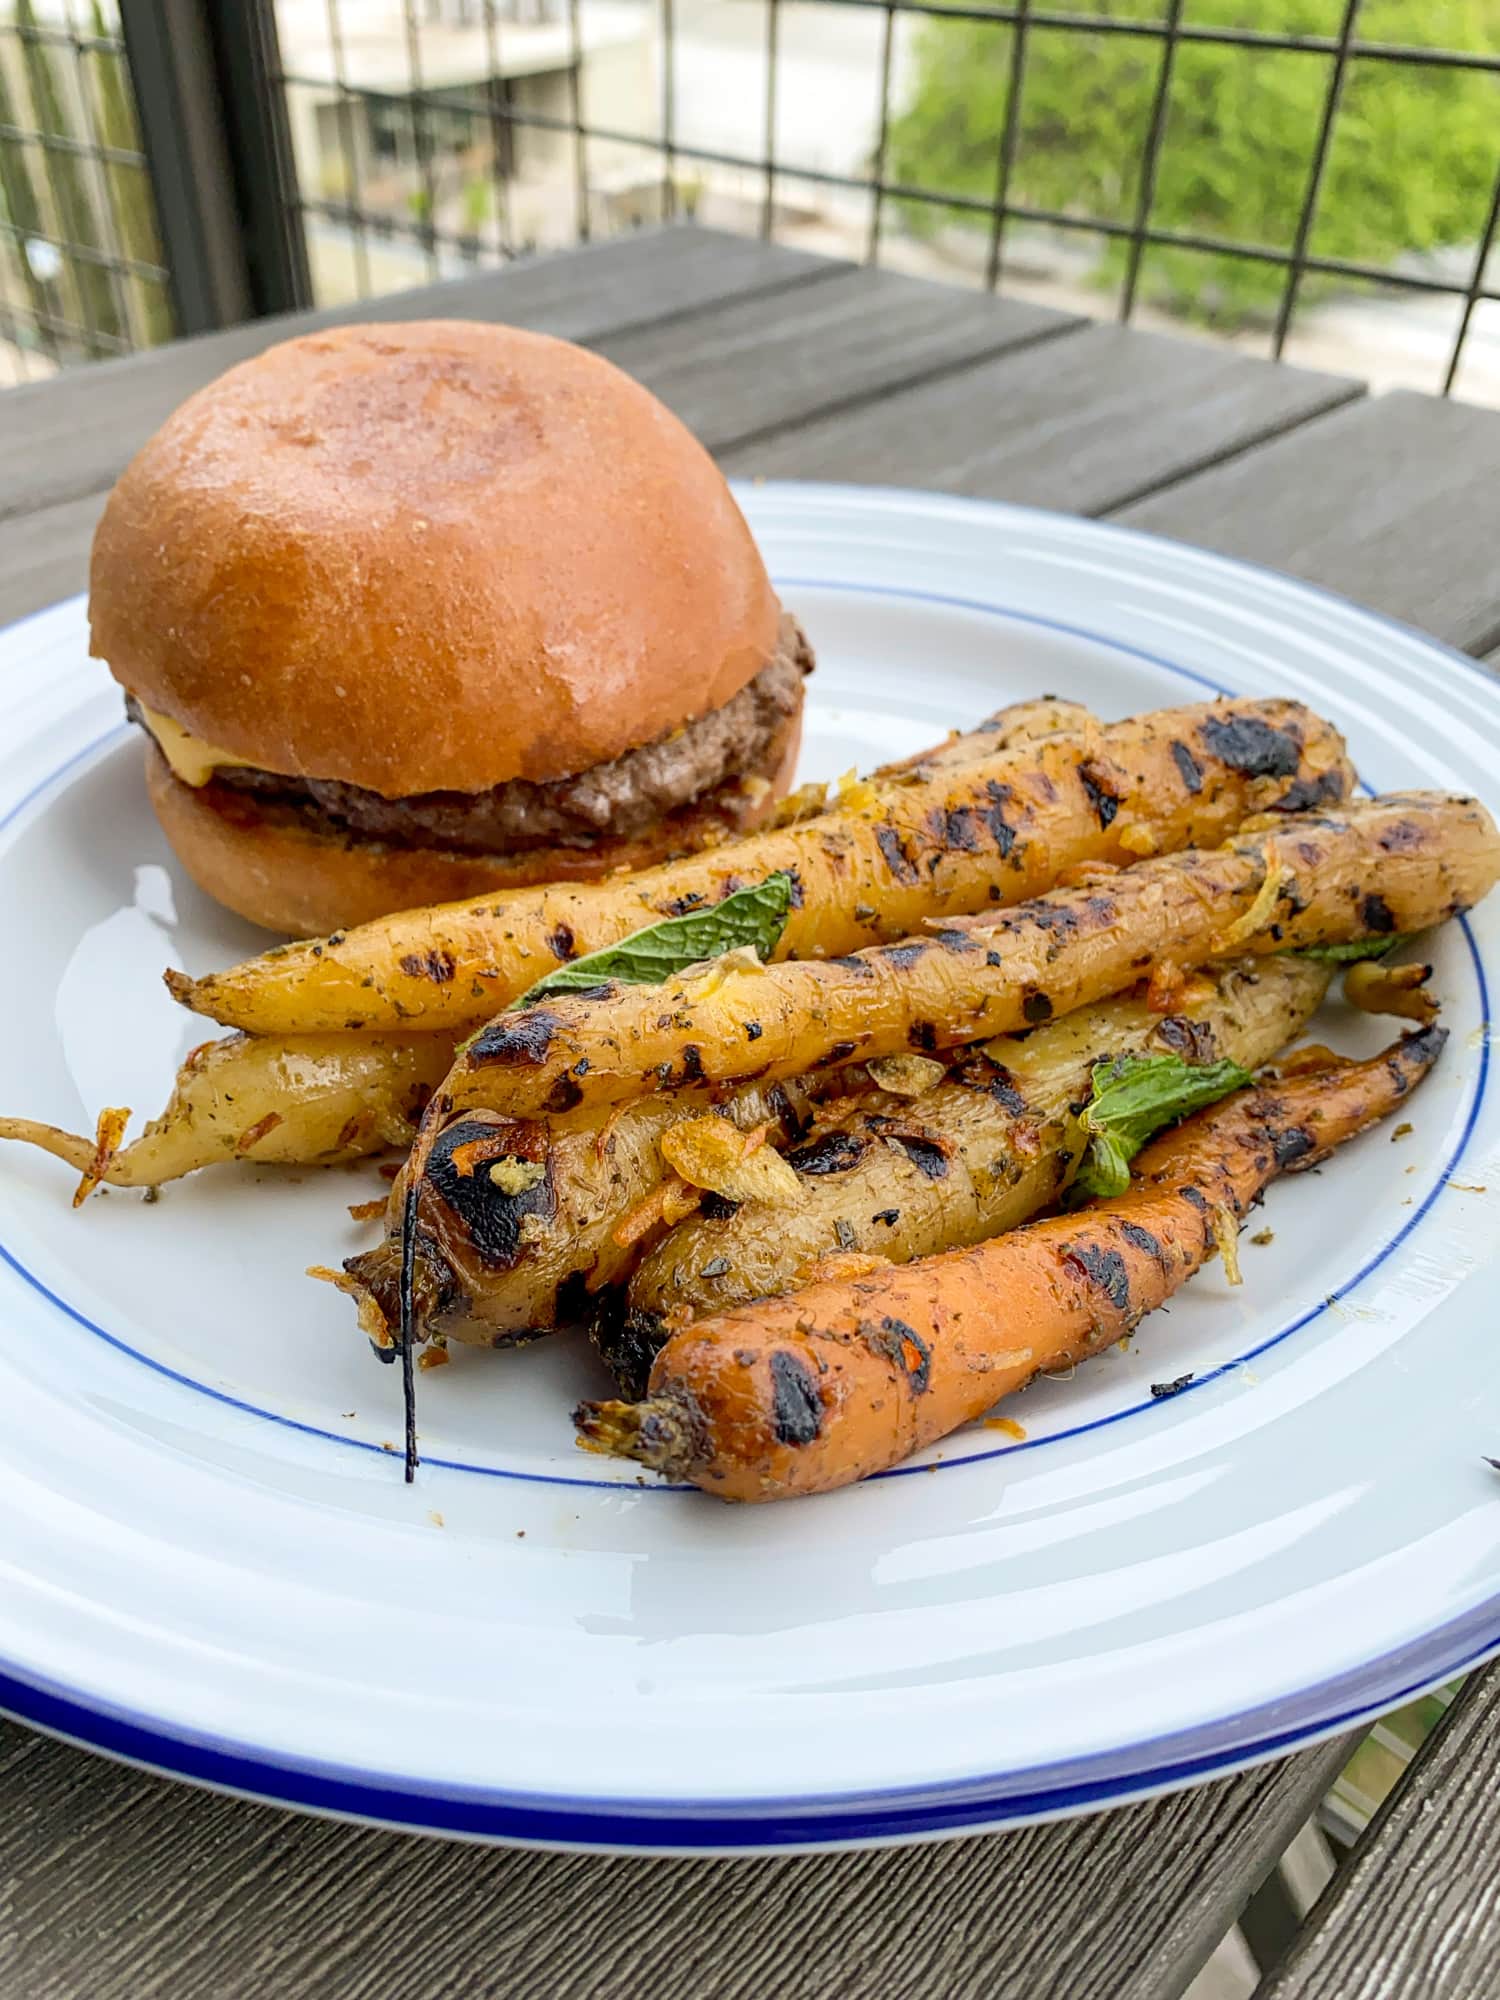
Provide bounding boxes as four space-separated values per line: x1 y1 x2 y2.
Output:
577 1026 1447 1501
168 697 1348 1036
449 792 1499 1118
609 956 1331 1390
867 696 1092 778
772 697 1097 821
339 1072 830 1351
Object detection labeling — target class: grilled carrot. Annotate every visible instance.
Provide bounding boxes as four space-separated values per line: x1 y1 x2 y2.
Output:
450 793 1498 1118
869 696 1093 777
0 1030 455 1194
344 958 1325 1360
576 1026 1446 1501
607 956 1331 1392
341 1074 827 1350
169 698 1349 1035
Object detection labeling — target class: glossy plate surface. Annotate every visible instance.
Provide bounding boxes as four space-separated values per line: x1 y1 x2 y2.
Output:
2 486 1498 1852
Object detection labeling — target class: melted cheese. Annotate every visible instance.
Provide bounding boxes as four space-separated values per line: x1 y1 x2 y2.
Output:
137 703 266 788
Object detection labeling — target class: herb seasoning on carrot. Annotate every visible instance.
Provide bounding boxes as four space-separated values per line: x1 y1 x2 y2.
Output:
576 1027 1446 1502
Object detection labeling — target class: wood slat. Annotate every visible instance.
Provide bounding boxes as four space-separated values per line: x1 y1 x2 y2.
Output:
0 490 106 631
0 273 1069 628
720 322 1361 515
0 1723 1350 2000
0 226 845 523
593 265 1078 453
1118 390 1500 658
1254 1662 1500 1999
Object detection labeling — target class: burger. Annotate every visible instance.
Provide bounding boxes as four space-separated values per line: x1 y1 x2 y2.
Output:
88 320 812 937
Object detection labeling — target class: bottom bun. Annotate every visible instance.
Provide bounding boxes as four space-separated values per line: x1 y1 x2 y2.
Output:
145 717 803 938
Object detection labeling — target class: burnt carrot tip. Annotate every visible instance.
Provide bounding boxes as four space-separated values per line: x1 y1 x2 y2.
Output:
1398 1021 1449 1068
574 1396 692 1476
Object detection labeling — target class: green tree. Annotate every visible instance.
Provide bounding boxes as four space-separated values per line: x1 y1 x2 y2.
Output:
888 0 1499 328
15 0 124 350
461 174 491 233
88 0 172 345
0 39 57 345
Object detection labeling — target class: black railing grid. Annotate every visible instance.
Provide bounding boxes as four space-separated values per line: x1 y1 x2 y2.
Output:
0 0 172 377
268 0 1500 398
282 0 600 278
1 2 1497 396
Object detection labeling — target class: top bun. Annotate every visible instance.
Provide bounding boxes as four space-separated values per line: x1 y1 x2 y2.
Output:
88 320 781 798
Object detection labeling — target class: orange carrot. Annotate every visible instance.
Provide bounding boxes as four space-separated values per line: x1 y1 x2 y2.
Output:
576 1025 1446 1501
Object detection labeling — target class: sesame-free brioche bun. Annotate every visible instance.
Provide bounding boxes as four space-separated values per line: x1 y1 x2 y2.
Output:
89 319 782 798
144 714 802 939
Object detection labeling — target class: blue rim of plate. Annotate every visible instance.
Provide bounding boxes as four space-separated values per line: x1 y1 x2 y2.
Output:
0 489 1497 1848
3 1601 1499 1849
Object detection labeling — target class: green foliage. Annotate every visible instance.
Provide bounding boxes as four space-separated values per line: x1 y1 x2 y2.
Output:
0 39 44 239
461 175 491 231
0 41 56 345
88 0 172 346
14 0 124 348
887 1 1499 326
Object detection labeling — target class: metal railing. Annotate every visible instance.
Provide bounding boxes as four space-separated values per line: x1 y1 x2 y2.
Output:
274 1 1500 396
1 1 1497 395
0 0 172 376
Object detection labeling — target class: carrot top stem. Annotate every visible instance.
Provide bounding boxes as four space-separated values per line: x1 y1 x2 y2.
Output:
575 1396 689 1473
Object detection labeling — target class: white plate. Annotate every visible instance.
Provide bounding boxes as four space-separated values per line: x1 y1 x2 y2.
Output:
2 485 1498 1853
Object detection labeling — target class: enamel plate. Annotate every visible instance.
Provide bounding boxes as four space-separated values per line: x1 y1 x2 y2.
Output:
2 486 1498 1853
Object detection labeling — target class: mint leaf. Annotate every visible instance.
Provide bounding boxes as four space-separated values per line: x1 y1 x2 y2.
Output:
1079 1124 1135 1201
1292 934 1410 964
1074 1051 1252 1199
519 874 793 1006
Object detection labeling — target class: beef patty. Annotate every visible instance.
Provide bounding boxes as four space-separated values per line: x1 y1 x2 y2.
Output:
130 614 813 857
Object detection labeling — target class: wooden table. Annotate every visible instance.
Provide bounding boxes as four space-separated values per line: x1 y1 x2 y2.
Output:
2 225 1498 2000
